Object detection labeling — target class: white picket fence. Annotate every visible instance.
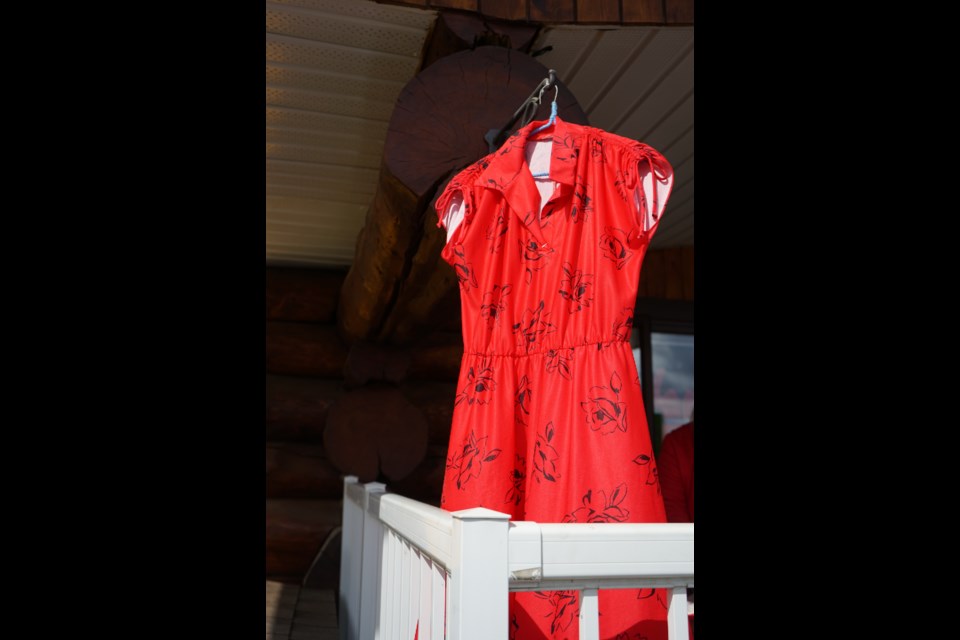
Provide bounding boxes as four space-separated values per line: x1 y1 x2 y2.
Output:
339 476 694 640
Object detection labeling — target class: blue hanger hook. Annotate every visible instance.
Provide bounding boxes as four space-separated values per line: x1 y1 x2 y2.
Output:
531 85 559 136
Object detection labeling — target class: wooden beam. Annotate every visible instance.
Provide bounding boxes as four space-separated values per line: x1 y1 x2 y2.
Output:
375 196 459 344
343 341 412 387
266 499 342 580
480 0 527 21
408 331 464 381
665 0 694 24
431 0 479 10
266 375 343 442
266 267 345 323
577 0 621 23
621 0 664 24
266 442 344 500
529 0 575 23
267 322 348 377
373 0 693 24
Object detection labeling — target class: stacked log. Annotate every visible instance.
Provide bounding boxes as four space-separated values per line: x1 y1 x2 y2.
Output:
266 268 348 582
265 268 463 581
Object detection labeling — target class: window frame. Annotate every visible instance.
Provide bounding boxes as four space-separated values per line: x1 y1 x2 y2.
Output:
633 297 694 451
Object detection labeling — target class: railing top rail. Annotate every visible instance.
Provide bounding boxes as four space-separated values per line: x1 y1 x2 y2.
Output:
371 492 457 568
508 520 694 591
344 478 694 591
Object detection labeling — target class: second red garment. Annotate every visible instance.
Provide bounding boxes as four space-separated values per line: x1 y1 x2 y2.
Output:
437 116 674 640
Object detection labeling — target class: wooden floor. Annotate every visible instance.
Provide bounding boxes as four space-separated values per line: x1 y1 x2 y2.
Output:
267 580 339 640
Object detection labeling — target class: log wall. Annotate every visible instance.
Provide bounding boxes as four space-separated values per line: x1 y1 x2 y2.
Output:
375 0 694 25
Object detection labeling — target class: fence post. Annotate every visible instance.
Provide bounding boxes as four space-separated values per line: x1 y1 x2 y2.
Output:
667 586 690 640
360 482 387 640
340 476 362 640
447 507 511 640
578 588 599 640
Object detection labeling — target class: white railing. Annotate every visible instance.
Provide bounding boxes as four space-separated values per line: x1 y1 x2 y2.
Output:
339 476 694 640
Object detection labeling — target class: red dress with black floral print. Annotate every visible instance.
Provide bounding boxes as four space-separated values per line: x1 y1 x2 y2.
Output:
437 116 674 640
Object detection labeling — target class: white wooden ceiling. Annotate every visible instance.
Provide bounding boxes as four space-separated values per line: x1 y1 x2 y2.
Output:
266 0 694 267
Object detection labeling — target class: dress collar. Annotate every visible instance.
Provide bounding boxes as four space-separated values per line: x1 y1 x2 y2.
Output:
477 116 582 225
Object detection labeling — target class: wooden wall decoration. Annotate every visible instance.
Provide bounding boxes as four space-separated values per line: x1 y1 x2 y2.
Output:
323 384 429 482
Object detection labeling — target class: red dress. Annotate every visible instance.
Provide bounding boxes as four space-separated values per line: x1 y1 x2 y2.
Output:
437 116 674 640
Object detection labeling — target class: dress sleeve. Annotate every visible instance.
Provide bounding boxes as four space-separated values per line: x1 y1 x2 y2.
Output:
436 160 485 244
621 142 674 240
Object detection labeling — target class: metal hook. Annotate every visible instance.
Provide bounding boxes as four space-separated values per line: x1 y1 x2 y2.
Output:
536 83 559 111
485 69 562 152
537 70 559 104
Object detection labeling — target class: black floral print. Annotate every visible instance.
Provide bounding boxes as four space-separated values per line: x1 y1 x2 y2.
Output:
571 184 594 223
559 262 594 312
591 138 605 162
613 307 634 342
552 133 581 164
614 169 631 203
533 421 561 484
505 454 526 506
519 235 555 284
452 242 478 289
515 374 532 426
632 453 661 495
513 300 556 352
540 202 559 221
533 591 579 634
499 131 526 156
481 284 511 330
486 174 511 190
562 483 630 523
485 208 509 254
600 226 634 269
637 589 669 610
446 430 502 490
580 371 628 435
456 359 496 406
545 347 574 380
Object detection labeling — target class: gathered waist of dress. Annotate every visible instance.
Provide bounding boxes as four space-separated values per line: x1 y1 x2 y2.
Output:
462 336 631 359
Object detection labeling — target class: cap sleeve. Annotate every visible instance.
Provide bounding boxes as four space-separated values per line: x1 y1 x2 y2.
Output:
620 142 674 240
436 160 486 243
